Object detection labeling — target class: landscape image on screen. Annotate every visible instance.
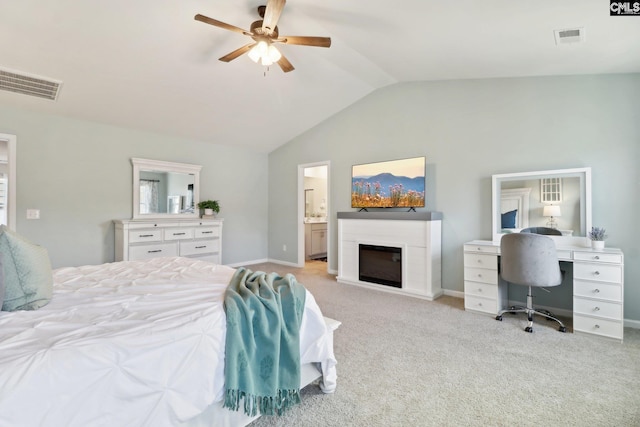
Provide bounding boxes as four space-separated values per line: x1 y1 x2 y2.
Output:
351 157 425 208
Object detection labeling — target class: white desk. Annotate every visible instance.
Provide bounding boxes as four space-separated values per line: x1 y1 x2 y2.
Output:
463 240 624 341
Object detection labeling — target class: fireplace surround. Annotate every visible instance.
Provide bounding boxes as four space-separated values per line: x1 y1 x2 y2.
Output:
337 211 442 300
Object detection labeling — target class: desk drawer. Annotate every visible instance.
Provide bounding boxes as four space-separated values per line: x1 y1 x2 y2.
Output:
180 240 219 256
464 281 497 299
464 244 498 254
464 295 497 315
574 280 622 302
573 314 622 340
464 267 498 285
164 228 195 241
574 263 622 284
573 251 622 264
129 229 162 243
573 297 622 320
464 254 497 270
129 242 178 260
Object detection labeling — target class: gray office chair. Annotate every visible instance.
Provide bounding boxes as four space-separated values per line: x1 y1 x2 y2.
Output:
520 227 562 236
496 233 566 333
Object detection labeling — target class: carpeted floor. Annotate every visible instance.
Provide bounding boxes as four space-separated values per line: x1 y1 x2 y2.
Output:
247 260 640 427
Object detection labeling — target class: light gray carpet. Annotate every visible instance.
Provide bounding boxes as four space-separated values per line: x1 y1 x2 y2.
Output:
246 261 640 427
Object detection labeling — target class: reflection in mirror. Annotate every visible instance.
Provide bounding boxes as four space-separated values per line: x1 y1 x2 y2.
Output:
132 158 201 219
492 168 591 244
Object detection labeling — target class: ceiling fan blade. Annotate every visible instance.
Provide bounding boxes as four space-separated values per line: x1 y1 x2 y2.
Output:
194 14 250 36
277 54 295 73
278 36 331 48
262 0 286 35
219 43 256 62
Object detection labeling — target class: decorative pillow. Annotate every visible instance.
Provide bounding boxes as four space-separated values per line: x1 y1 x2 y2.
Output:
501 209 518 229
0 225 53 311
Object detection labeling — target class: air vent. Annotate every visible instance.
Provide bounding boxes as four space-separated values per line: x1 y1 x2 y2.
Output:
0 67 62 101
554 27 585 45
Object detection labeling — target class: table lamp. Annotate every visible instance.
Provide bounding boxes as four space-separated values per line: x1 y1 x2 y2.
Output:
543 205 561 229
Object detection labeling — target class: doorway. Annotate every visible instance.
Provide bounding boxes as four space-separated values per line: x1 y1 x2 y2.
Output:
0 134 16 230
298 162 330 271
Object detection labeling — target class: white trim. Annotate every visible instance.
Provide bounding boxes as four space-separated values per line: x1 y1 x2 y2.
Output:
0 133 16 230
225 258 269 268
625 318 640 329
267 258 302 268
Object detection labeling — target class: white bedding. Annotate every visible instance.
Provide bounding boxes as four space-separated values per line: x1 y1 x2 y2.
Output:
0 257 336 427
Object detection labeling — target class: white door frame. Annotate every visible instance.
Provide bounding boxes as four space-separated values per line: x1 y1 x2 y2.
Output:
0 133 17 230
297 161 330 270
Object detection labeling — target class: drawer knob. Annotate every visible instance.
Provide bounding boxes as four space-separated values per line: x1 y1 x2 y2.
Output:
594 255 600 260
202 231 213 234
594 324 600 329
139 234 154 238
477 288 482 292
148 249 162 253
477 247 482 251
195 245 207 249
477 302 483 307
477 274 482 278
593 289 600 294
173 232 186 236
593 271 600 276
594 307 600 312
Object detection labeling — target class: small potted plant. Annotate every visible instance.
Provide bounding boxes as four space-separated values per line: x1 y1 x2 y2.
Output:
588 226 607 250
197 200 220 217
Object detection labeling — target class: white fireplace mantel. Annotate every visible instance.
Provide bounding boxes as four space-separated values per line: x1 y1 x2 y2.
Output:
336 211 443 300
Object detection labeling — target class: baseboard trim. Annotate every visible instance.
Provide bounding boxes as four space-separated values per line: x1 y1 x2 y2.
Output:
226 258 269 268
443 289 464 298
266 258 304 268
625 318 640 329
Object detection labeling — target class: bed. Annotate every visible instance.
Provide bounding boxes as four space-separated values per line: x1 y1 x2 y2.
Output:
0 256 337 427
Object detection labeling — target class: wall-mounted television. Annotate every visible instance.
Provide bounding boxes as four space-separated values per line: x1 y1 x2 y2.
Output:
351 156 426 209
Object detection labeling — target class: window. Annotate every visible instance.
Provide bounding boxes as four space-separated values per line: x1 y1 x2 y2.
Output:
541 178 562 203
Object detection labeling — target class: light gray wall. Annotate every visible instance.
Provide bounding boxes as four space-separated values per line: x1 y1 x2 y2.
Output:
268 73 640 322
0 105 269 268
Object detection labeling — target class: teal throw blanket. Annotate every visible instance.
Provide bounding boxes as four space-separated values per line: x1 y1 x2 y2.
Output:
223 267 307 417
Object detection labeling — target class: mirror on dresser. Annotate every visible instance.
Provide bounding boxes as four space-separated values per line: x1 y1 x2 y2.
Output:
491 167 592 244
132 158 202 219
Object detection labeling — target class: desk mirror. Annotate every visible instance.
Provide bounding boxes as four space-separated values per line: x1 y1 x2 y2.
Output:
491 167 591 244
132 158 201 219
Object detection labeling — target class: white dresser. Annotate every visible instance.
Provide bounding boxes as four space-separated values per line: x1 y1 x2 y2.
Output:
115 219 223 264
463 240 624 341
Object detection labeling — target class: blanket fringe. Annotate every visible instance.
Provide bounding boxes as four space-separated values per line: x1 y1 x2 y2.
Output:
223 388 302 417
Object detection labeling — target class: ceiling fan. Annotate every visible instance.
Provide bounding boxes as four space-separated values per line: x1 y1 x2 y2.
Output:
195 0 331 73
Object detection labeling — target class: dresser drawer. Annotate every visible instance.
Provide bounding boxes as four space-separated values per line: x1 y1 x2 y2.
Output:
573 251 622 264
195 227 220 239
129 229 162 243
573 314 623 340
464 267 498 285
574 280 622 302
464 254 497 270
464 295 497 315
129 242 178 260
180 240 220 257
574 263 622 283
464 244 498 254
464 281 497 299
573 297 622 320
164 228 195 241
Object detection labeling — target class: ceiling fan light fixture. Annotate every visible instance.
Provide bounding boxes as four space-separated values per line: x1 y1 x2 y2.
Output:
268 45 282 62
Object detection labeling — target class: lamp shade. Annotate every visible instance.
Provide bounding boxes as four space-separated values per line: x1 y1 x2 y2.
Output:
543 205 561 217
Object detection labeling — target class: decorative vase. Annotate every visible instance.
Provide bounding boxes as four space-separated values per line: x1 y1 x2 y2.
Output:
591 240 605 250
204 208 214 216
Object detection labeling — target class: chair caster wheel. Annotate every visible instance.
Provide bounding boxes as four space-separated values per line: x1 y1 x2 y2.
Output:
559 326 567 333
525 326 533 333
495 315 503 321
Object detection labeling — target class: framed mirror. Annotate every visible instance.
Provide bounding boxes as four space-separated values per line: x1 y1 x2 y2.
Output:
132 158 201 219
491 167 592 244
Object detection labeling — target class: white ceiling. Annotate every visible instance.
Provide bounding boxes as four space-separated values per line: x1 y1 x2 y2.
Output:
0 0 638 153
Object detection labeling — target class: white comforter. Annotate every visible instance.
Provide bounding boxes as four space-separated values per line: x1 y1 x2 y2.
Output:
0 257 336 427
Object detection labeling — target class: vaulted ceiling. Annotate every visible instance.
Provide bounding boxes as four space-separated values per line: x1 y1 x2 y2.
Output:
1 0 638 152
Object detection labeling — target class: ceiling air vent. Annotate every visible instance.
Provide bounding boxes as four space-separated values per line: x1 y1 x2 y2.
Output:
554 27 585 45
0 67 62 101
